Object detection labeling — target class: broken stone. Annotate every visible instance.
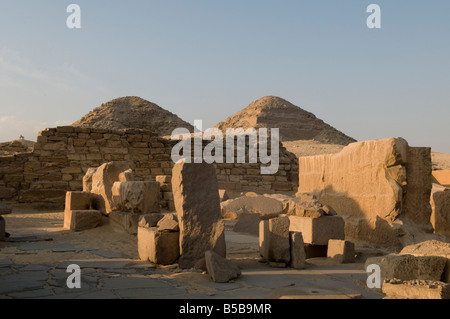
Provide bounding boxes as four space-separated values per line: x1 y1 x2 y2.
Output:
137 227 179 265
172 160 226 270
138 213 164 228
288 193 326 218
365 254 447 282
430 186 450 238
157 213 179 232
112 181 160 214
221 195 284 220
290 232 306 269
289 215 345 245
64 210 102 232
382 279 450 299
259 220 270 261
218 189 229 202
205 250 241 283
109 211 140 235
82 167 97 192
64 191 91 212
327 239 355 263
90 161 133 214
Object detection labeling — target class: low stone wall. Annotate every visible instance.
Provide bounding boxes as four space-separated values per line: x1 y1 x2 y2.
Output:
298 137 432 247
0 126 298 205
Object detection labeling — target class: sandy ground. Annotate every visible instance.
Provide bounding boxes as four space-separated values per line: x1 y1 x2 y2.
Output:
0 204 384 300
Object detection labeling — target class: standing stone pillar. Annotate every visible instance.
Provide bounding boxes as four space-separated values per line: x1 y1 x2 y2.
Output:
172 160 226 270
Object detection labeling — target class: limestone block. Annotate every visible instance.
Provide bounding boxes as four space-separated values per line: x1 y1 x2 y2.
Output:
172 161 226 270
205 250 241 283
327 239 355 263
259 220 270 260
137 227 179 265
382 279 450 299
432 170 450 187
109 211 141 235
365 254 447 282
64 210 102 232
157 213 179 232
221 195 284 220
268 216 290 264
112 181 160 214
82 167 97 192
289 215 345 245
430 187 450 237
290 232 306 269
90 161 133 213
65 191 91 212
233 214 260 236
138 213 164 228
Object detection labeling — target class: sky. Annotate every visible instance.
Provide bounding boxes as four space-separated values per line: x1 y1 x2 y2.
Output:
0 1 449 152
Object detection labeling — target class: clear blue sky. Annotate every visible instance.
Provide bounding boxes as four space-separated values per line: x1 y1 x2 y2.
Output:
0 1 449 152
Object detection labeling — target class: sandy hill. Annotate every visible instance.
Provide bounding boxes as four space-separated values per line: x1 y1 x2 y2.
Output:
72 96 194 136
215 96 356 145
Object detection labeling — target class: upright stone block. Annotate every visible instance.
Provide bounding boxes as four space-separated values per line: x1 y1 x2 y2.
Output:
268 216 290 264
65 191 92 212
259 220 270 260
65 210 102 232
327 239 355 263
0 216 5 241
290 231 306 269
289 215 345 245
109 211 141 235
172 161 226 270
137 226 179 265
112 181 160 214
82 167 97 192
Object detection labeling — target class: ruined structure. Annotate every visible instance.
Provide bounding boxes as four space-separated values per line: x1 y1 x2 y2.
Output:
297 138 433 247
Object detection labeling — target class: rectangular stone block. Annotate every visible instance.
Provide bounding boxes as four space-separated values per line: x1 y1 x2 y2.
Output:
290 231 306 269
64 210 102 232
289 215 345 245
382 280 450 299
137 227 180 265
259 220 270 261
268 216 290 264
327 239 355 263
112 181 160 214
65 191 91 212
109 211 141 235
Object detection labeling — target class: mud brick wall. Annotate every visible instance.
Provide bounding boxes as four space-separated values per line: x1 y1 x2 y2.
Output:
0 126 299 205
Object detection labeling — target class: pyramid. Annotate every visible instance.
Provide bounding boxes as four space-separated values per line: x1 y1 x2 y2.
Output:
72 96 194 136
215 96 355 145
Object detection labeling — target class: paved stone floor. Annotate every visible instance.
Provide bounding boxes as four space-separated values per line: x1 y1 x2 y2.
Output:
0 205 384 299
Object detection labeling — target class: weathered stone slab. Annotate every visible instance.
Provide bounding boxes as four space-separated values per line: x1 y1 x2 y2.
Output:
82 167 97 192
172 161 226 270
65 210 102 232
109 211 140 235
112 181 160 214
297 137 432 246
137 227 179 265
221 195 283 220
289 215 345 245
90 162 133 213
327 239 355 263
365 254 447 282
289 231 306 269
383 279 450 299
205 250 241 283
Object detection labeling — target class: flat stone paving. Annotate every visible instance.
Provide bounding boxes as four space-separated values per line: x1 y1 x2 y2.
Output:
0 205 384 299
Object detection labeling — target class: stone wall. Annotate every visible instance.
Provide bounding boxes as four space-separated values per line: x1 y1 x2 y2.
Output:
0 126 298 206
298 137 432 247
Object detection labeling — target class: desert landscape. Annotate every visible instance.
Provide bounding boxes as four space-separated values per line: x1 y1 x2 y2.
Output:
1 95 450 300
